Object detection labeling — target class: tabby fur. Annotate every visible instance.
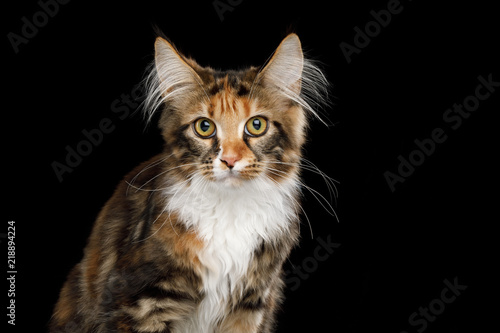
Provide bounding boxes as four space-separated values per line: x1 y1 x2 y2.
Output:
49 33 329 333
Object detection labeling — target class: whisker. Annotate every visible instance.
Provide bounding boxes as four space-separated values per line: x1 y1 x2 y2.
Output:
300 158 339 183
262 174 314 239
126 162 202 193
132 197 171 243
264 159 339 204
158 171 206 239
126 153 174 196
296 159 338 205
167 171 204 219
133 170 203 243
266 159 339 187
264 166 339 223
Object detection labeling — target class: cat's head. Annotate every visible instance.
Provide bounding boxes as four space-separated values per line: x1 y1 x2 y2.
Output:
143 34 329 188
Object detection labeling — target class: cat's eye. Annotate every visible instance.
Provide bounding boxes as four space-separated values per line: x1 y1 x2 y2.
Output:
193 118 216 138
245 117 268 137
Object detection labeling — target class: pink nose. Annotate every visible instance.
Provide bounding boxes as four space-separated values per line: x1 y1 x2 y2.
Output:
220 154 241 169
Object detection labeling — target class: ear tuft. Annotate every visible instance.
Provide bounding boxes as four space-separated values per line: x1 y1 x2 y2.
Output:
142 37 201 123
255 33 331 125
259 34 304 95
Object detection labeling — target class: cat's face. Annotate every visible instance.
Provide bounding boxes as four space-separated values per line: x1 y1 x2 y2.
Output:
166 70 306 187
145 34 324 188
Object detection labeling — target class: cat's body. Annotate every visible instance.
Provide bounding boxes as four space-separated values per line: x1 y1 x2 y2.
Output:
50 34 329 333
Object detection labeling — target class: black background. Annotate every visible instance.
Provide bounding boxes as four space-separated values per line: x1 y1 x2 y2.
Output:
4 0 499 332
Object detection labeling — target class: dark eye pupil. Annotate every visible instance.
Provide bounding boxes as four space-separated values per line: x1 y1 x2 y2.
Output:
252 119 261 130
200 120 211 132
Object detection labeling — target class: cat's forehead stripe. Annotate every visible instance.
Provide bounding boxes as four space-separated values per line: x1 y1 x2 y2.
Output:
208 80 253 119
208 71 251 97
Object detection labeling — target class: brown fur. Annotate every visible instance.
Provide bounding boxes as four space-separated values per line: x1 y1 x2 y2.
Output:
49 33 325 332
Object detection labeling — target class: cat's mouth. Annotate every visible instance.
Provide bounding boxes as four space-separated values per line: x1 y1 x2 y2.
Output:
213 166 263 187
210 158 262 187
216 169 245 187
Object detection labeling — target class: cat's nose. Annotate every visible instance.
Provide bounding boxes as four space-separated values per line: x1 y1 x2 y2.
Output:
220 155 241 169
220 141 244 169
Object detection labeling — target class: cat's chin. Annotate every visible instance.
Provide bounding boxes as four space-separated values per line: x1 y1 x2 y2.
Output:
214 171 250 188
217 174 245 188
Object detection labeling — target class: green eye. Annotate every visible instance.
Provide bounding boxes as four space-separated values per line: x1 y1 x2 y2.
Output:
245 116 268 137
194 118 216 138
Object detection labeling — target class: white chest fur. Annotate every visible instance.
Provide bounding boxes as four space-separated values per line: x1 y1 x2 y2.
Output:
165 175 298 332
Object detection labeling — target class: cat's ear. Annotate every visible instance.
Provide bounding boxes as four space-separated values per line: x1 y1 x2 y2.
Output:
257 33 304 96
143 37 201 122
154 37 201 97
256 34 330 124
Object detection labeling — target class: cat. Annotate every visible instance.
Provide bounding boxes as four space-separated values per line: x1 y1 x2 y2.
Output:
49 33 331 333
